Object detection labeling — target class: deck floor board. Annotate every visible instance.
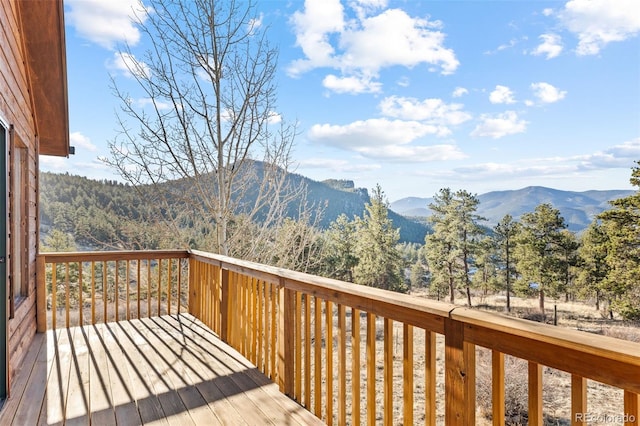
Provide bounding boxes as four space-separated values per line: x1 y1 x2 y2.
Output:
0 314 323 426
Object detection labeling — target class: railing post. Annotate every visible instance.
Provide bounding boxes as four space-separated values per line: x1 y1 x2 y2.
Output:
444 317 475 425
625 391 639 426
220 267 231 343
36 255 46 332
277 279 294 397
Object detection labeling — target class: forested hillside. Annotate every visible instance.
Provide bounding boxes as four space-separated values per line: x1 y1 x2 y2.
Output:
39 171 429 248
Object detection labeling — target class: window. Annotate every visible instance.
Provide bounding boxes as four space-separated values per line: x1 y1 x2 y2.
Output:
9 127 28 315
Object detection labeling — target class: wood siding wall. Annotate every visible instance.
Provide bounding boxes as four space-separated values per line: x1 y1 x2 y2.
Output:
1 0 41 390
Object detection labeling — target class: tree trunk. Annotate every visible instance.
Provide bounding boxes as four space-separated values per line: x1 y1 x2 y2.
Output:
539 288 545 320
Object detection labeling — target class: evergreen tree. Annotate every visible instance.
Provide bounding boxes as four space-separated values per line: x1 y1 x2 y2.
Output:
425 188 459 302
597 162 640 319
453 190 485 306
493 214 520 312
576 221 610 311
322 214 358 282
353 185 405 292
424 188 484 305
515 203 567 316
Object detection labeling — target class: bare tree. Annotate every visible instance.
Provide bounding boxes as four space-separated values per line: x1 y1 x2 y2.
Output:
105 0 302 258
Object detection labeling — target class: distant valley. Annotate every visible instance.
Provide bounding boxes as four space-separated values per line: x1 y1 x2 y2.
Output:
390 186 634 232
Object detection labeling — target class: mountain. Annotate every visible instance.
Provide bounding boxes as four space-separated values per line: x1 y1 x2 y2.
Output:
39 169 429 245
390 186 634 232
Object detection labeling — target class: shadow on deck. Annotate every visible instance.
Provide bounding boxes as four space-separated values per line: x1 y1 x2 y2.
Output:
0 314 322 425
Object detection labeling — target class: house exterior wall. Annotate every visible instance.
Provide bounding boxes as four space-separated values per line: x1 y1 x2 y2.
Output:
1 0 42 390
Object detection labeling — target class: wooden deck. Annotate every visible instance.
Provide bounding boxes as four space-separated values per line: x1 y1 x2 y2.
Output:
0 314 324 425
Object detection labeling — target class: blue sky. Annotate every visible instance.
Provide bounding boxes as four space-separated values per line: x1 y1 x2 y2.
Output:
44 0 640 202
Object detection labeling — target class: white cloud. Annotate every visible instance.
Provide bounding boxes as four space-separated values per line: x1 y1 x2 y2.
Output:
109 52 151 79
530 82 567 104
489 85 516 104
379 96 472 127
452 87 468 98
70 132 97 152
323 74 382 94
471 111 528 138
577 138 640 169
559 0 640 55
308 118 466 162
484 37 525 55
135 98 172 111
309 118 442 146
66 0 147 50
532 34 563 59
542 8 554 17
300 157 382 173
356 143 466 162
288 1 459 93
288 0 345 75
268 111 282 125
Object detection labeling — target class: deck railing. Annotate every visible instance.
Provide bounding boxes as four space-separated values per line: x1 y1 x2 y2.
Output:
37 250 189 331
39 250 640 425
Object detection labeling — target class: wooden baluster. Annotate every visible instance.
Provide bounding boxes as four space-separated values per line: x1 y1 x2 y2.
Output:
264 280 271 378
65 262 70 327
52 262 57 329
157 259 162 316
102 261 107 323
571 375 587 426
492 351 505 426
403 324 413 426
326 300 334 425
338 304 346 425
90 261 95 325
126 260 130 321
114 260 119 322
314 296 322 418
366 313 376 425
352 308 361 426
177 258 182 315
384 318 393 426
304 294 311 409
147 259 152 319
136 259 141 319
167 259 172 316
528 362 543 426
257 280 264 372
625 391 639 426
270 282 277 381
425 330 436 426
296 291 303 402
78 262 83 327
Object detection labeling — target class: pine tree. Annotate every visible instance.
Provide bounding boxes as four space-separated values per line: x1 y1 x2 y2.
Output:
323 214 358 282
424 188 484 305
353 185 405 292
493 214 520 312
515 203 567 317
597 162 640 319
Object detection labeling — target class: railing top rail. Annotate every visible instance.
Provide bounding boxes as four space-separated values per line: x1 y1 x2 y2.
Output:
39 249 190 263
452 307 640 393
190 249 456 333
